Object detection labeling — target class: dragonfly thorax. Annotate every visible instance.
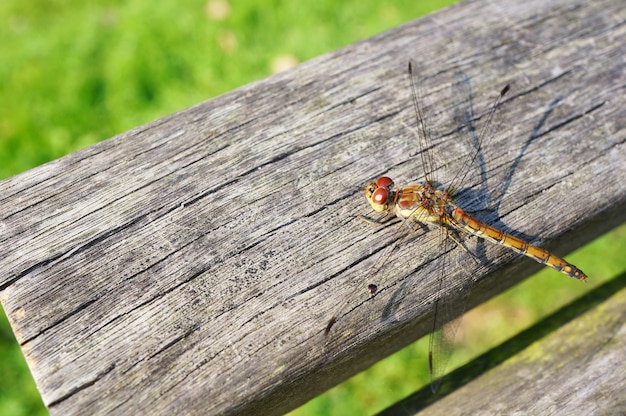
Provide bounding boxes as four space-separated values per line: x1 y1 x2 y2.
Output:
395 182 454 224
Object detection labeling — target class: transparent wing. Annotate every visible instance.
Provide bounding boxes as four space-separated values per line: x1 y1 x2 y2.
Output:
408 61 439 186
447 73 510 198
428 224 477 393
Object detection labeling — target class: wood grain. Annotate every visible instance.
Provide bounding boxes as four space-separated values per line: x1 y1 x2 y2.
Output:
0 0 625 414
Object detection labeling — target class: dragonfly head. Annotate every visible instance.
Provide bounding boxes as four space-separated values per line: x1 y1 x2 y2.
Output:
365 176 395 212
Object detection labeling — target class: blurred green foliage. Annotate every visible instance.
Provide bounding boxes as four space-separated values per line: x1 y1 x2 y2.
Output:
0 0 453 179
0 1 623 415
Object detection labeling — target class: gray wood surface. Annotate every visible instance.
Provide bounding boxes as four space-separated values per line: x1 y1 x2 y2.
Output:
0 0 625 414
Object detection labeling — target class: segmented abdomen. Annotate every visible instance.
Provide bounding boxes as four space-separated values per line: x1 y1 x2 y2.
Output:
449 206 587 281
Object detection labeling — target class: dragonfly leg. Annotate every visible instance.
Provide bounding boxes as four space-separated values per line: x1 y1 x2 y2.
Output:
358 211 392 224
398 215 416 232
446 228 481 265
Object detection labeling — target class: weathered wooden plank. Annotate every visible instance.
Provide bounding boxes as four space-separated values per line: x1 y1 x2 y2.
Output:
380 272 626 415
0 0 624 414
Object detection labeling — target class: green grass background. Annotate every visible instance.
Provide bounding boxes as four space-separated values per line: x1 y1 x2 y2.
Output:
0 1 624 415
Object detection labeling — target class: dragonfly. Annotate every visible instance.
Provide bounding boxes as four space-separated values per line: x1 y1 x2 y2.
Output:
327 62 587 393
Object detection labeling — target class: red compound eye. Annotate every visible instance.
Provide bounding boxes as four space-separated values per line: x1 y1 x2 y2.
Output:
376 176 393 188
372 188 388 204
